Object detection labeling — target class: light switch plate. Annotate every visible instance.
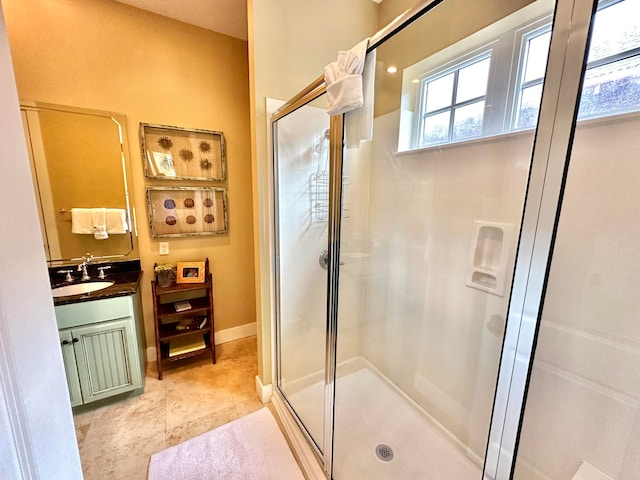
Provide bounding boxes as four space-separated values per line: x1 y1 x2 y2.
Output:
159 242 169 255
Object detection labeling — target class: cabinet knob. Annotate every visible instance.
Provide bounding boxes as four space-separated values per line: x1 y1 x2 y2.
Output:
61 339 70 345
72 338 79 343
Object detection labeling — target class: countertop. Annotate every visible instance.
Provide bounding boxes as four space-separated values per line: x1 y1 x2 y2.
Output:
50 259 142 306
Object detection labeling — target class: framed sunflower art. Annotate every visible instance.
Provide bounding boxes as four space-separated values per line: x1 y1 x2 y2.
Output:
146 186 228 237
140 123 226 181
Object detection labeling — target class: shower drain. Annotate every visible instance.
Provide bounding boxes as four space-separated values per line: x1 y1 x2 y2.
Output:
375 444 394 462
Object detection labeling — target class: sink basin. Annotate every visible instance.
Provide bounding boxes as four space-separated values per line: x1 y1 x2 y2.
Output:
52 281 115 298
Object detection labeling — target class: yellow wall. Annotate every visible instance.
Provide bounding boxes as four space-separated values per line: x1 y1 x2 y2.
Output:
2 0 256 349
247 0 379 385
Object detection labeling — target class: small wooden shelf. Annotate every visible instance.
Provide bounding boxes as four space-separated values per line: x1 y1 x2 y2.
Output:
154 282 209 295
156 296 211 319
152 258 215 379
158 324 211 341
159 334 213 363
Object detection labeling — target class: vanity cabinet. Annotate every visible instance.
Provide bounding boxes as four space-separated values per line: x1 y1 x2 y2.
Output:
55 293 145 406
58 330 83 407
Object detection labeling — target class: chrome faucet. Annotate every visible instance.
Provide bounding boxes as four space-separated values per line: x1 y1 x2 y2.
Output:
77 253 94 281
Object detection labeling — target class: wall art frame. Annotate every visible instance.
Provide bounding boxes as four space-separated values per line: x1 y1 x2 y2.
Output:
141 123 226 181
146 186 228 238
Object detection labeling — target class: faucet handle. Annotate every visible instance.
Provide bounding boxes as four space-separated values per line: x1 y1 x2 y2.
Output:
97 266 111 279
57 269 74 282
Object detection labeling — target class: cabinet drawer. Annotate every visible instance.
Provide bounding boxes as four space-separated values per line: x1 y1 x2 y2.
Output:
55 295 133 329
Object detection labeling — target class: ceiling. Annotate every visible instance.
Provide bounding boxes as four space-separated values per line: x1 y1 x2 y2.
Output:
114 0 248 41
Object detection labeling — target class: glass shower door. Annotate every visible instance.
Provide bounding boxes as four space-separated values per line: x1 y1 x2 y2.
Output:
514 1 640 477
331 0 559 478
273 97 331 453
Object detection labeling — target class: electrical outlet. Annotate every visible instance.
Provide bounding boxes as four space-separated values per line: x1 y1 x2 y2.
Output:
159 242 169 255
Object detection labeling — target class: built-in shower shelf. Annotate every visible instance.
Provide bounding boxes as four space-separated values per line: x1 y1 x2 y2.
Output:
466 221 514 296
470 271 498 289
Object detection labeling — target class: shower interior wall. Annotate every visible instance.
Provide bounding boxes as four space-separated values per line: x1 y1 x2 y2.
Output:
341 114 640 468
338 113 532 459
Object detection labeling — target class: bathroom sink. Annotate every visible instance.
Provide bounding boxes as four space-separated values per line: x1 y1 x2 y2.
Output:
51 281 115 298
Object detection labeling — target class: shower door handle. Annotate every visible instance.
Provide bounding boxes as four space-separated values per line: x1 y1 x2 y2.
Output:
319 249 329 270
319 249 344 270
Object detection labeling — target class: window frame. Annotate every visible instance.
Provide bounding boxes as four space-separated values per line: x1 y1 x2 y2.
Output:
510 20 553 131
577 0 640 118
412 15 553 149
414 47 494 148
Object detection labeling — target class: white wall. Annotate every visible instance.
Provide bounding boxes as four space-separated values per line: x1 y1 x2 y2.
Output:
0 4 82 478
356 110 532 457
335 142 373 366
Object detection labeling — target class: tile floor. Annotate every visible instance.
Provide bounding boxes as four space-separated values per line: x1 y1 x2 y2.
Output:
73 335 264 480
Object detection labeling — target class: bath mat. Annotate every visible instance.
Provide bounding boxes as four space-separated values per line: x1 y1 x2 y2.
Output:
148 408 304 480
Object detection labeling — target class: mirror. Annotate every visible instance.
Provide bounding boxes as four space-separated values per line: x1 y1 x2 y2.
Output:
21 102 138 264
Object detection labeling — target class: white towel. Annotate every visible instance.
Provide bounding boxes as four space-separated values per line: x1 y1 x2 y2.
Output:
91 208 108 240
71 208 128 236
105 208 129 234
324 38 370 115
345 47 376 148
71 208 93 234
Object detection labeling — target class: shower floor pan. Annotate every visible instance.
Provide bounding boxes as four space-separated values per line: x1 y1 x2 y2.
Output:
287 364 481 479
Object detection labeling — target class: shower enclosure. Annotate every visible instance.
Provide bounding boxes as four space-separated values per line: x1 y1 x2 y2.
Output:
271 0 640 478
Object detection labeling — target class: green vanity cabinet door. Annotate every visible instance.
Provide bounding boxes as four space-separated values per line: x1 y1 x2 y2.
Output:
55 293 146 406
59 330 83 408
72 316 143 404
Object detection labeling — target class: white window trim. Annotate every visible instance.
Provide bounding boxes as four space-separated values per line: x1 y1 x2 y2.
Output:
509 19 553 131
414 48 494 148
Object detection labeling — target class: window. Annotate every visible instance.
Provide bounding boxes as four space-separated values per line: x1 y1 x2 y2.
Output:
409 0 640 150
418 54 491 147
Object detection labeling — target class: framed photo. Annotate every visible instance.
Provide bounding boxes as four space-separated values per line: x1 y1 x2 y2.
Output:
176 261 206 284
146 186 228 238
141 123 226 181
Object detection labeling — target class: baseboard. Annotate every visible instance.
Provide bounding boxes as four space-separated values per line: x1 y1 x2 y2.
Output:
255 375 273 404
146 322 257 362
214 322 257 345
272 393 326 480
